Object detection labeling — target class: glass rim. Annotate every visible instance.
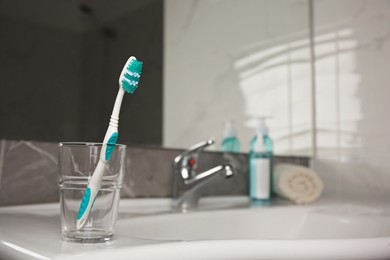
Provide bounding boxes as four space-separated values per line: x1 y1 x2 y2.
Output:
59 142 127 149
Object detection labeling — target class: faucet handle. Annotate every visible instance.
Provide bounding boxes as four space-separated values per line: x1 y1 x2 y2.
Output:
174 139 214 164
186 138 214 156
173 139 215 179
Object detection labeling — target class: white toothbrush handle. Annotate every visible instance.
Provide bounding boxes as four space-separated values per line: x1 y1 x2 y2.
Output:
76 160 105 230
76 125 119 230
76 89 125 230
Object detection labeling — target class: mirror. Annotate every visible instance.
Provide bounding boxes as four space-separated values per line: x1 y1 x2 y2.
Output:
164 0 312 156
0 0 311 156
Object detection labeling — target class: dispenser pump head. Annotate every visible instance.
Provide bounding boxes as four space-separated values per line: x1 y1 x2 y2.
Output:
254 116 271 135
223 120 237 138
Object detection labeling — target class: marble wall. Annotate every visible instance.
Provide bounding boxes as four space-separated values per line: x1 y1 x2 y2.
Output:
312 0 390 202
0 140 308 206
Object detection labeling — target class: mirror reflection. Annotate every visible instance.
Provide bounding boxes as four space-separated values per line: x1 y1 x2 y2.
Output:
164 0 311 156
0 0 311 155
3 0 372 159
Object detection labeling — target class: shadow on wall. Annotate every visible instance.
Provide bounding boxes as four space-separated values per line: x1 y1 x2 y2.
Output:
313 0 390 201
234 32 312 156
310 0 390 203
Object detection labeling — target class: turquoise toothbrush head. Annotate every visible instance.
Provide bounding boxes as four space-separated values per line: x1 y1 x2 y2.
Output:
119 56 143 94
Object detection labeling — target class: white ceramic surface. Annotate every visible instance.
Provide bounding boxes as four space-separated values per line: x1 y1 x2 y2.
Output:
1 197 390 260
120 204 390 241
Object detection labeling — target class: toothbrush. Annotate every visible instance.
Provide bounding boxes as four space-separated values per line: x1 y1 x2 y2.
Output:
76 56 143 230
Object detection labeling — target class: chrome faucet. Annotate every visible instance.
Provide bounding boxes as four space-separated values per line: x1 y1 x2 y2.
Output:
172 139 235 212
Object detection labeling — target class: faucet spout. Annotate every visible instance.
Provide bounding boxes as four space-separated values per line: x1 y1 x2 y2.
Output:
173 163 235 212
172 139 236 212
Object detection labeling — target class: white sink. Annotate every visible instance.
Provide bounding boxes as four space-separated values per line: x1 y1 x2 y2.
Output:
1 197 390 260
118 204 390 241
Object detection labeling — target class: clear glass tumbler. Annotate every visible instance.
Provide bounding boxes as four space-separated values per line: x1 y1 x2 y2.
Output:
57 142 126 243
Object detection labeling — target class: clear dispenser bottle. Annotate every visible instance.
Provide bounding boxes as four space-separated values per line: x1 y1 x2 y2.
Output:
249 117 273 205
221 120 240 152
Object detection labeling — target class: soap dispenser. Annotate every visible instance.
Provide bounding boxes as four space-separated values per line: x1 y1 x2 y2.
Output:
221 120 240 152
249 117 273 205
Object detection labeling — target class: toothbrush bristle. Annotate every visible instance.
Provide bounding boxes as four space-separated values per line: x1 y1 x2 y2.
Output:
128 59 143 75
121 58 143 94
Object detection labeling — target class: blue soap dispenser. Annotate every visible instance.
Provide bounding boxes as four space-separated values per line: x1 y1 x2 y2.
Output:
221 120 240 152
249 117 273 205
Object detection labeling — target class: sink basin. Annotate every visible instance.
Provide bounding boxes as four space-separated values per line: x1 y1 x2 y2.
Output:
1 197 390 260
119 204 390 241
